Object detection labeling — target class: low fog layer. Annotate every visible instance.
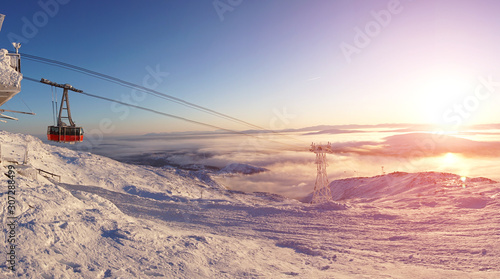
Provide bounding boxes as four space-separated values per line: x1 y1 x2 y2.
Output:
44 124 500 198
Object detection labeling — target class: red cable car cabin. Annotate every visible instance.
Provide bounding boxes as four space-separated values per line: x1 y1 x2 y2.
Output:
47 126 84 142
41 78 85 144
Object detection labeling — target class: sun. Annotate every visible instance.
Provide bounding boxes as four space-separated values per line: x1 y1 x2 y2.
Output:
442 152 458 165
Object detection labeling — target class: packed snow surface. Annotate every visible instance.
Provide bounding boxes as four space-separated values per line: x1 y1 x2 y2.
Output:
0 131 499 278
0 49 22 90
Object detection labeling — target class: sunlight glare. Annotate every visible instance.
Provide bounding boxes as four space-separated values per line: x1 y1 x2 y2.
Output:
460 176 467 188
442 152 458 165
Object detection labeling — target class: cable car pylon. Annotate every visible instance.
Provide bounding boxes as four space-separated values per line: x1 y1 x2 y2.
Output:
310 142 333 204
40 78 84 143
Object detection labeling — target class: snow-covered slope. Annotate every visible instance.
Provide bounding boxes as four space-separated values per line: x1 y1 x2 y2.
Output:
303 171 498 208
1 131 499 278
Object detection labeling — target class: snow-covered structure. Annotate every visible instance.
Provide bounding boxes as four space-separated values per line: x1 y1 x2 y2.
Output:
0 14 4 31
0 48 22 107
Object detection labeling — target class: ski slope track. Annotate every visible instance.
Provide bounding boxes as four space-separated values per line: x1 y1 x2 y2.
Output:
0 131 499 278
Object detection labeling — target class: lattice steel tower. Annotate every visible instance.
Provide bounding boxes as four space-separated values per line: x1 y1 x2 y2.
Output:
310 142 333 204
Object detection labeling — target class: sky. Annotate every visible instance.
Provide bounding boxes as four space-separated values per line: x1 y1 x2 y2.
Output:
2 0 500 137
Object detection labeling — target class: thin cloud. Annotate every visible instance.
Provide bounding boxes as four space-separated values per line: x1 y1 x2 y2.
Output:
305 76 321 82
